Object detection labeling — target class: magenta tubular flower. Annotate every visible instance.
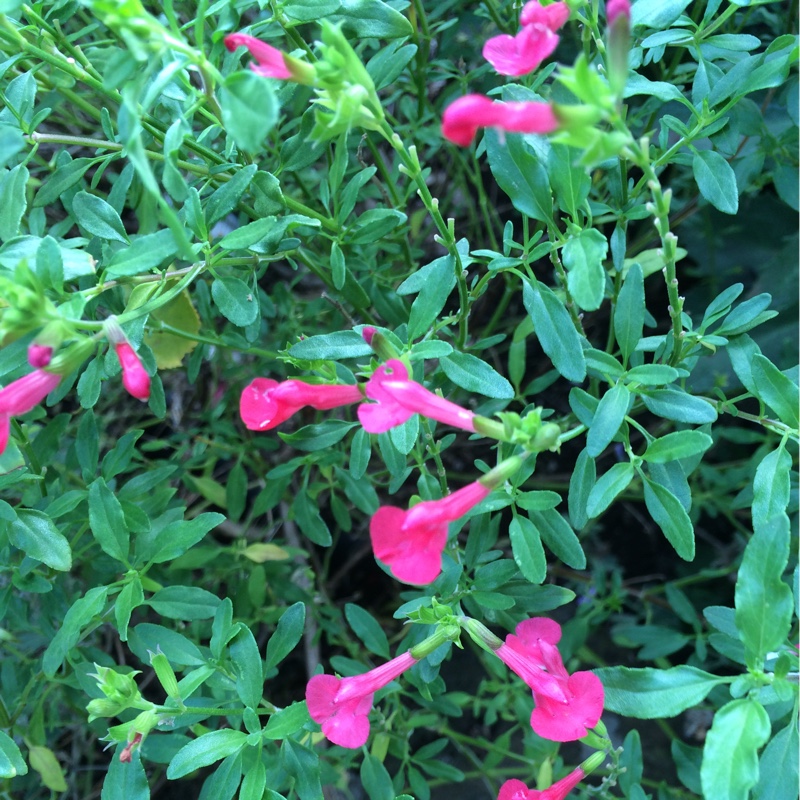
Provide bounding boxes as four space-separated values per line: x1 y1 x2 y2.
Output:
0 369 62 455
370 481 490 584
115 343 151 402
359 360 475 434
240 378 362 431
483 24 559 76
442 95 559 147
224 33 293 79
606 0 631 24
497 618 604 742
498 768 585 800
306 652 417 748
520 1 570 29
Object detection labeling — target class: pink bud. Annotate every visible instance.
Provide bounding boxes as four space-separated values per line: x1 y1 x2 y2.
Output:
361 326 376 345
115 343 151 402
607 0 631 24
27 344 53 368
0 369 62 455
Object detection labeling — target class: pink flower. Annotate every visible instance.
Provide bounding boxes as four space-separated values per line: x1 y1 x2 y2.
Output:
115 343 151 402
497 618 604 741
224 33 293 79
306 652 417 748
370 481 490 584
520 1 570 30
358 359 475 434
240 378 362 431
606 0 631 24
442 95 559 147
483 24 559 76
0 369 62 455
27 344 53 368
498 768 585 800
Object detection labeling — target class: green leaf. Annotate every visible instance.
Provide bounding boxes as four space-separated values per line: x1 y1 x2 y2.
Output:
72 191 129 243
752 446 792 531
330 0 413 38
281 740 322 800
625 364 683 385
43 586 109 677
486 128 553 223
106 229 181 278
643 431 714 463
594 665 728 718
614 262 644 362
440 352 513 399
700 699 770 800
264 702 311 739
206 164 257 226
693 151 739 215
406 255 456 340
754 720 799 800
528 509 586 569
9 509 72 571
147 586 221 620
167 730 248 780
641 388 718 424
89 478 129 564
360 754 395 800
211 276 259 327
568 448 595 529
563 229 608 311
548 144 590 218
345 603 390 658
239 761 265 800
115 576 143 642
230 626 264 709
36 158 96 209
750 355 799 428
0 164 29 241
631 0 692 29
509 515 547 584
619 730 643 795
265 602 306 671
101 750 149 800
288 330 372 360
292 494 331 545
587 383 630 457
642 475 695 560
587 462 634 518
146 513 225 564
220 72 278 153
522 280 586 382
0 731 27 778
735 515 792 668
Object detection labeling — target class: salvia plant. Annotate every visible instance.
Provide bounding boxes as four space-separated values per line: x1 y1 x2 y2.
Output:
0 0 796 799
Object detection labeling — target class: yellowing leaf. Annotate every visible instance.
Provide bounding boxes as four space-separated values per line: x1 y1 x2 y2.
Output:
26 743 67 792
144 288 200 369
241 543 290 563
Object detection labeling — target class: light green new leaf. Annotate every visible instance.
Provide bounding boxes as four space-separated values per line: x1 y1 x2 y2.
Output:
735 514 792 668
701 699 770 800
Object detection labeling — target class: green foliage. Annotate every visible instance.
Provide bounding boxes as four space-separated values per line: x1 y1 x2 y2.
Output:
0 1 796 799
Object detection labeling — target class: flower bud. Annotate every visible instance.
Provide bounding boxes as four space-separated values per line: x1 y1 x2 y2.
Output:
149 649 181 702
